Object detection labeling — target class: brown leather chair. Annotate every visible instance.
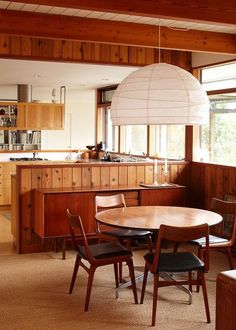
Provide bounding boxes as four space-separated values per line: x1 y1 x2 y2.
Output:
140 223 210 327
66 209 138 311
95 194 153 281
192 198 236 270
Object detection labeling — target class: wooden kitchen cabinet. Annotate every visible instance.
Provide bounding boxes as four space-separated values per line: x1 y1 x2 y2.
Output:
0 163 16 205
25 103 65 130
140 186 186 206
0 102 64 130
34 191 96 238
33 185 186 239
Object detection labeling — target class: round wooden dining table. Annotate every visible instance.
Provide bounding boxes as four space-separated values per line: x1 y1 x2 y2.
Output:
95 205 222 231
96 205 222 303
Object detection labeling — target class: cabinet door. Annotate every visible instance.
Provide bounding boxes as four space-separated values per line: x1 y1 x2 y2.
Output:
16 103 26 128
140 187 186 206
0 163 16 205
35 192 96 238
26 103 64 130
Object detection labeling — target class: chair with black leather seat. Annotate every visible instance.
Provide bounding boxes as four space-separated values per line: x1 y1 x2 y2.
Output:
95 194 153 281
140 223 210 327
191 198 236 270
66 209 138 312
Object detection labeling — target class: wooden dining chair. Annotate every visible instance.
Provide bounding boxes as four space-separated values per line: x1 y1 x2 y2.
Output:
66 209 138 311
191 198 236 270
95 194 153 281
140 223 210 327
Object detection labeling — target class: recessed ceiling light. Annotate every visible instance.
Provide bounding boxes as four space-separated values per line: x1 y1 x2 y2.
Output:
33 74 42 78
101 78 109 81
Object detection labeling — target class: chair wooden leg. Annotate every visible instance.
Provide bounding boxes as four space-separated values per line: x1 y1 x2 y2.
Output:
62 238 66 260
127 259 138 304
197 247 204 292
147 235 153 253
118 261 123 283
188 271 192 292
113 263 119 288
140 263 149 304
200 272 211 323
152 273 159 327
173 242 179 253
85 266 96 312
69 254 81 294
226 247 234 270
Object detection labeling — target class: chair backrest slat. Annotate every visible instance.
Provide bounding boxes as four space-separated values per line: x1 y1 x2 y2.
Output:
210 198 236 243
95 194 126 213
66 209 93 261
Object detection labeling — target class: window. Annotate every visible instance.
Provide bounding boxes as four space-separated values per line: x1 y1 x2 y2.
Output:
97 86 186 159
149 125 185 159
120 125 147 155
194 61 236 165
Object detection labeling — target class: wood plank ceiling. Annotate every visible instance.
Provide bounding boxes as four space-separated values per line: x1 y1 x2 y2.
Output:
0 0 236 54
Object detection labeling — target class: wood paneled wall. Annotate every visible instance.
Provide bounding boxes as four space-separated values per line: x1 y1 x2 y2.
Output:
0 33 192 68
15 162 189 253
189 162 236 209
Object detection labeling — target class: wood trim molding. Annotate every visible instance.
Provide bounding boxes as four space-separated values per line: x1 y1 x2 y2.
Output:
0 9 236 54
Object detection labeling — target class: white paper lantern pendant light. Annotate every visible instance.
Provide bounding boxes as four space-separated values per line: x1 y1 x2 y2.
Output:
111 21 209 126
111 62 209 126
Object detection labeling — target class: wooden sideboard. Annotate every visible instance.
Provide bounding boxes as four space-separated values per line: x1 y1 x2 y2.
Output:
34 185 186 239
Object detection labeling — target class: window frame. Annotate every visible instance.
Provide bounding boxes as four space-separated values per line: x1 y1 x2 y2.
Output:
96 86 190 160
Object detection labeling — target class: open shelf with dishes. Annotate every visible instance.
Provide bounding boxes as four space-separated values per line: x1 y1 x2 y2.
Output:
0 104 18 128
0 130 41 151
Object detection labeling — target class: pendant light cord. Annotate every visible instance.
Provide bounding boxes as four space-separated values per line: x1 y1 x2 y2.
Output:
158 19 161 63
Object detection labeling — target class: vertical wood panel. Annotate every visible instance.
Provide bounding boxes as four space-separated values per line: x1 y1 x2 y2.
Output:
119 166 128 185
72 167 82 187
110 44 120 63
21 36 32 56
101 167 110 187
128 166 137 186
81 167 91 186
53 168 63 188
20 168 32 244
10 36 21 55
110 166 119 185
31 168 42 189
119 45 129 64
137 47 146 65
100 44 111 63
0 33 191 70
53 39 63 58
0 34 9 54
228 168 236 194
72 40 82 60
62 168 73 187
62 40 73 59
137 166 145 184
145 165 153 184
91 167 101 187
42 168 53 188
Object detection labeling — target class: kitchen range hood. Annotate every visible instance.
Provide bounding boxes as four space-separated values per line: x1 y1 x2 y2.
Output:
17 84 32 102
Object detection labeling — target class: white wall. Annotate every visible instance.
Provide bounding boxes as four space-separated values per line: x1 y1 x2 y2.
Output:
192 52 236 68
33 87 96 150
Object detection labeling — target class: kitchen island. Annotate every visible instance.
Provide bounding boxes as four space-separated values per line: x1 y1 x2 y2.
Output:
11 160 189 253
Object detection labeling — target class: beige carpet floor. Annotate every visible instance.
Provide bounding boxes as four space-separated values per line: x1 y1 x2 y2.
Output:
0 248 233 330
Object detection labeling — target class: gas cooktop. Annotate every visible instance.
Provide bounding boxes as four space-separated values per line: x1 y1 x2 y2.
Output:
9 157 48 161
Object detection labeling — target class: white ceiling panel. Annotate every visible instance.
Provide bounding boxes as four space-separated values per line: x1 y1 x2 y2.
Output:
0 1 235 35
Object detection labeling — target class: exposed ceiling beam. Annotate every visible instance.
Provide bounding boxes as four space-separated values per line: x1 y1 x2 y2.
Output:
0 9 236 54
10 0 236 26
